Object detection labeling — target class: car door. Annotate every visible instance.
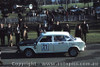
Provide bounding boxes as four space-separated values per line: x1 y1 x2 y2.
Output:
37 36 53 53
65 35 76 48
53 35 69 52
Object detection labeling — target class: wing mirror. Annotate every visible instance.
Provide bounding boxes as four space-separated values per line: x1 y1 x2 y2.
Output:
34 41 38 45
67 38 72 41
34 41 38 49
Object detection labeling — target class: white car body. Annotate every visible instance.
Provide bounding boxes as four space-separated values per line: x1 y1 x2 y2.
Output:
18 32 86 57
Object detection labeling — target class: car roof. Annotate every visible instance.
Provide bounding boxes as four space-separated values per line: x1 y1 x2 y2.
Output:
41 31 70 36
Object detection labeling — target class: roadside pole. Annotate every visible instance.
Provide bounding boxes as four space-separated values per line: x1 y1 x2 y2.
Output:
66 0 68 10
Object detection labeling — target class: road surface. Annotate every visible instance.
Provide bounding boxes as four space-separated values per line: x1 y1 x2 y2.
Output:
0 44 100 67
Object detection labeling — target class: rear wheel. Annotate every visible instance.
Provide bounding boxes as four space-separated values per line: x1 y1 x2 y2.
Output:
24 49 34 57
68 48 78 57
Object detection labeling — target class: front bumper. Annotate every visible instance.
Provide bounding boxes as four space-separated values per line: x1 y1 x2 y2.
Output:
16 46 23 53
80 45 86 52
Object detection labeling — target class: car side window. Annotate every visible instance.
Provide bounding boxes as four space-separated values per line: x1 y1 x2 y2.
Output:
40 36 52 42
54 36 66 42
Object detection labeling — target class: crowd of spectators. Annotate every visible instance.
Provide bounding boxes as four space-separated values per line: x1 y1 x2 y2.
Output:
0 9 89 46
0 18 28 46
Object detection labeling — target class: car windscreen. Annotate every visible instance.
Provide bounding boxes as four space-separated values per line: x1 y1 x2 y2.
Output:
70 35 75 40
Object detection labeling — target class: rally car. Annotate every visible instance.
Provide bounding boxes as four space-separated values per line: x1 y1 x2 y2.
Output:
17 32 86 57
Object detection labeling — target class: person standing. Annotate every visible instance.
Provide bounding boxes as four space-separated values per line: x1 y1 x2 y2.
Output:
23 24 28 40
46 10 50 23
7 24 13 46
54 21 62 31
15 24 20 45
48 18 54 31
37 24 43 37
46 10 54 24
43 19 48 31
0 24 5 46
81 21 89 42
18 18 24 39
18 12 23 19
63 23 70 33
75 24 82 39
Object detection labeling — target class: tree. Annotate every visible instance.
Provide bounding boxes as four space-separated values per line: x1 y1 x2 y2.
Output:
82 0 91 8
93 0 99 2
84 0 91 3
0 0 15 17
79 0 91 3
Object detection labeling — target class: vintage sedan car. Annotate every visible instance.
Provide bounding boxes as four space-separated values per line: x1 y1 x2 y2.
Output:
18 32 86 57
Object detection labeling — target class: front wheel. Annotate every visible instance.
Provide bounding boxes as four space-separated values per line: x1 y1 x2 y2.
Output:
68 48 78 57
24 49 34 57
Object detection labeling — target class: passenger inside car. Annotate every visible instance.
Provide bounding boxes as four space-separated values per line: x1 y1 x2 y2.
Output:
54 36 66 42
40 36 52 42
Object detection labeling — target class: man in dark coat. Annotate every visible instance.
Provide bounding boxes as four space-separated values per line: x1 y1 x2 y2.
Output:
75 24 82 38
37 24 43 37
7 24 13 46
46 10 51 23
47 18 54 31
81 21 89 42
63 23 70 33
15 24 20 45
46 10 54 24
54 21 62 31
23 24 28 40
18 19 24 39
0 24 5 46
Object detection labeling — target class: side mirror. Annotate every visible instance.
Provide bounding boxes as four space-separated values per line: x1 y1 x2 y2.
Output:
34 41 38 49
67 38 72 41
34 41 38 45
36 41 38 44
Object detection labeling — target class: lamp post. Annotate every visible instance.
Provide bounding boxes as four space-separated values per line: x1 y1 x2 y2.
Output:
43 0 46 6
91 0 93 15
29 4 33 10
66 0 68 10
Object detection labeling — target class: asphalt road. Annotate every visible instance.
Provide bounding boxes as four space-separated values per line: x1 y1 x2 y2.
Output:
0 44 100 67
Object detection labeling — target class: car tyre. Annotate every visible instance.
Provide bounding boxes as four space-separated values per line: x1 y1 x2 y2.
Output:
24 49 34 57
68 48 78 57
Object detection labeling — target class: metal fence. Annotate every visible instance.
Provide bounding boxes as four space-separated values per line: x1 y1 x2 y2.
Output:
0 15 91 23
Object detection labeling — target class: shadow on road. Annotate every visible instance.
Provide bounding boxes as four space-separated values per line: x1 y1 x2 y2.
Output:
1 53 69 59
1 44 100 63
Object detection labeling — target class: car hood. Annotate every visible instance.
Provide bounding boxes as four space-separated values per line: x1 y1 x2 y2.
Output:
18 39 36 46
74 37 84 42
